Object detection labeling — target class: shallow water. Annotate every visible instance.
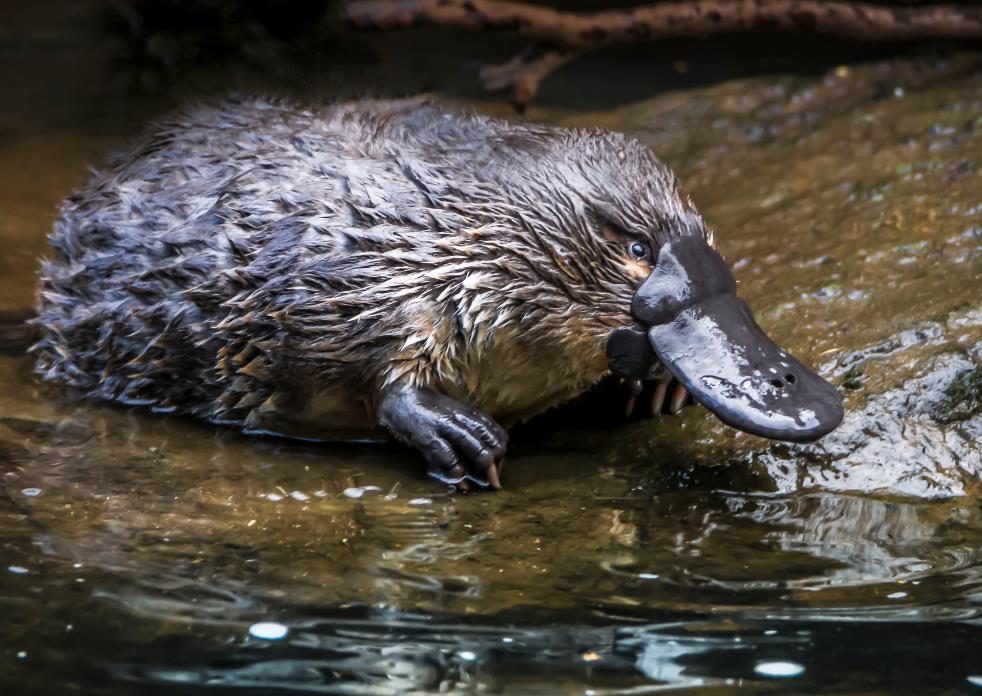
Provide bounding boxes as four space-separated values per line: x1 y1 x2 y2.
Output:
1 19 982 694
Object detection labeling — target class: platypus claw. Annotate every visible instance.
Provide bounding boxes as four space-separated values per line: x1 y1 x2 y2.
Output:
610 324 693 420
650 373 674 417
377 383 508 491
620 373 693 420
624 379 643 418
669 382 689 415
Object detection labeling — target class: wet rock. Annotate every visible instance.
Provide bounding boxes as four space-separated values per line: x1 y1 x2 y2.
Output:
749 344 982 498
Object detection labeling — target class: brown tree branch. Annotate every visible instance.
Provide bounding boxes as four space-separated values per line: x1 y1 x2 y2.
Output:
478 45 578 110
344 0 982 108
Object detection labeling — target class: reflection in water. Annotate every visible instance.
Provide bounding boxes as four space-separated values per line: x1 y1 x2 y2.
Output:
1 14 982 694
2 390 981 691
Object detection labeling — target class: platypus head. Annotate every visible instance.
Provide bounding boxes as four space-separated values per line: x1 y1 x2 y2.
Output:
477 121 843 442
605 236 844 442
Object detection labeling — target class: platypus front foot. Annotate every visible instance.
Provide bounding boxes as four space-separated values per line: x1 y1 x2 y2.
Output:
377 383 508 490
623 374 692 420
608 324 692 419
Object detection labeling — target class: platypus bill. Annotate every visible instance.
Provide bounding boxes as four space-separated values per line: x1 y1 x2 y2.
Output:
31 97 843 490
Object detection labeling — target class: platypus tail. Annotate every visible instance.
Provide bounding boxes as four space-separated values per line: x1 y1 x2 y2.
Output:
0 308 37 355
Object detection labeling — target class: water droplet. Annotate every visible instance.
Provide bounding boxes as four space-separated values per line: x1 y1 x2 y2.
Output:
458 650 477 661
289 491 309 501
967 675 982 688
248 622 289 640
754 661 805 678
886 591 907 600
16 652 27 660
501 637 513 643
21 488 41 497
637 573 659 580
408 498 432 506
265 493 283 502
7 566 28 575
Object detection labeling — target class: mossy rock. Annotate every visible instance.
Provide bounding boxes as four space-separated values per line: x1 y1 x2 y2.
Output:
933 368 982 424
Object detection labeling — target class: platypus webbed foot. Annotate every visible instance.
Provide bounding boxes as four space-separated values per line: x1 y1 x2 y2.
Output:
377 383 508 490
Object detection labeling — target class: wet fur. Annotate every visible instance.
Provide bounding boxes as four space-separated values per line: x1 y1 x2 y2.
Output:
33 97 708 435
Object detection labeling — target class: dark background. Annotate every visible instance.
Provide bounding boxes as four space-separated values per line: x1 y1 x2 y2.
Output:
1 0 978 136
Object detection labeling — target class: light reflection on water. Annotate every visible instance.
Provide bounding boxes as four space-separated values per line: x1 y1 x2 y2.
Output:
2 382 981 692
1 14 982 694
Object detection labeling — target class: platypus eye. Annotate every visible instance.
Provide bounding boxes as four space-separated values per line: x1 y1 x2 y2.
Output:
628 241 650 260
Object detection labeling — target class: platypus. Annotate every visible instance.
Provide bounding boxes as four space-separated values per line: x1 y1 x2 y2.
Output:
29 97 843 489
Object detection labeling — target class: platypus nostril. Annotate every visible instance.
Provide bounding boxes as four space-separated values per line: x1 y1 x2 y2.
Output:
786 374 796 384
770 378 784 389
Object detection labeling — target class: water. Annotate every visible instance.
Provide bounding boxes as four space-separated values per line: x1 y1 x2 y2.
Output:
1 8 981 693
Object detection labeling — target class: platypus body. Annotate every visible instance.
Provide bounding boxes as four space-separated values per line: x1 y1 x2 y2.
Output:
33 97 843 488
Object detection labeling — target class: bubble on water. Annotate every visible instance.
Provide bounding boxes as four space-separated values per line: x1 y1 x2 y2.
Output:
265 493 283 502
248 622 289 640
16 652 27 660
289 490 309 501
886 591 907 599
637 573 659 580
754 661 805 678
7 566 28 575
408 498 432 506
21 488 41 497
457 650 477 662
